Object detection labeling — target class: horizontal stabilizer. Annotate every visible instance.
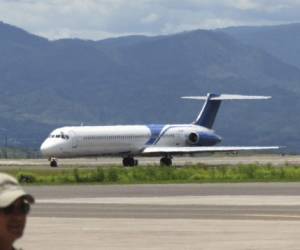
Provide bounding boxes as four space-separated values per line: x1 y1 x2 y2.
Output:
181 94 271 100
182 93 271 129
142 146 280 155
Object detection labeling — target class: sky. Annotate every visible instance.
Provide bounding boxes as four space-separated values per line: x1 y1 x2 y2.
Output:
1 0 300 40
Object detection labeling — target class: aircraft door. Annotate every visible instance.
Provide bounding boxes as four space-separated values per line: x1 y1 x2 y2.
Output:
69 130 78 149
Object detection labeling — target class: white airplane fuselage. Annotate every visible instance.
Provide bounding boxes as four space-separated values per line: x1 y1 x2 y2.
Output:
40 124 221 158
40 93 278 167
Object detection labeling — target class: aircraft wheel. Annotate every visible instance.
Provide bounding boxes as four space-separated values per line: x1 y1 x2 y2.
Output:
122 158 129 166
160 157 172 166
123 157 137 167
50 158 58 167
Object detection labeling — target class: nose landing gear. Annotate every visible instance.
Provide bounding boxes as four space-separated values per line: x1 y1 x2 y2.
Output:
49 157 58 167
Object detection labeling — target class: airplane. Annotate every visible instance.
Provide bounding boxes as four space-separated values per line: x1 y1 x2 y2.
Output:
40 93 280 167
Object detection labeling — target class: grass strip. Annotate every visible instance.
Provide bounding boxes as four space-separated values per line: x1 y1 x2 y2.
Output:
2 164 300 185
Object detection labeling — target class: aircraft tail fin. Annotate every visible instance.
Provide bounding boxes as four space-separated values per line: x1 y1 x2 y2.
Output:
181 94 271 129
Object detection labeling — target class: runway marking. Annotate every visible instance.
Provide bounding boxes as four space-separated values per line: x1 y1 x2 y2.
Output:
37 195 300 206
245 214 300 219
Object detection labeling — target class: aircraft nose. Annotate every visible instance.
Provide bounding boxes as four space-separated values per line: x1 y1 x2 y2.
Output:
40 140 49 156
40 140 56 156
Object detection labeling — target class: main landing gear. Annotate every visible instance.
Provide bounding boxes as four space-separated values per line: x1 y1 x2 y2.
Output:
122 155 173 167
122 156 138 167
49 157 58 167
160 156 172 166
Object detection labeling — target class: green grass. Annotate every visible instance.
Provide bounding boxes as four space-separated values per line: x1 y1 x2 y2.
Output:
3 163 300 185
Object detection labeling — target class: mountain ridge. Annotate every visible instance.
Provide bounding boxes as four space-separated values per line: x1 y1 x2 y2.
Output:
0 21 299 152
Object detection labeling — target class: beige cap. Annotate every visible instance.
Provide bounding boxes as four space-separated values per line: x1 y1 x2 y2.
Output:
0 173 34 208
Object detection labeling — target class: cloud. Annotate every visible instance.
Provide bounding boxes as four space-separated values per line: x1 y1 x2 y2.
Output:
0 0 300 40
141 13 160 24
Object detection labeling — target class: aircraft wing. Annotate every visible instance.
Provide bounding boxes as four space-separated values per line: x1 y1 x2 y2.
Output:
142 146 280 154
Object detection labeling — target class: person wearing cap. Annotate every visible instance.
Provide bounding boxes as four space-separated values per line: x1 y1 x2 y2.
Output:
0 173 34 250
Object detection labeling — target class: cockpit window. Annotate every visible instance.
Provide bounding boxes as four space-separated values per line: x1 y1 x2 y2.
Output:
49 133 69 139
60 132 69 140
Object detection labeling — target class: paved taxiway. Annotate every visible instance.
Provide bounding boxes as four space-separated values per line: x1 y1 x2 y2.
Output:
16 183 300 249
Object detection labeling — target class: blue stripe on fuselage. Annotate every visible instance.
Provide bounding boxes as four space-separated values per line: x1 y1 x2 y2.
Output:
146 124 165 145
152 125 192 145
150 124 220 146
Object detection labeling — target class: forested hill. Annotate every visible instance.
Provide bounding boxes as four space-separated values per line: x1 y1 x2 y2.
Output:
0 21 299 152
220 23 300 69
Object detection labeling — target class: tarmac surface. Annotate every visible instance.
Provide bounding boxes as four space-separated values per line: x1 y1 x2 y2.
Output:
0 154 297 168
16 183 300 250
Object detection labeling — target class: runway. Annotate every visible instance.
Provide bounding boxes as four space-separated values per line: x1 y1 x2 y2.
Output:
0 154 297 168
17 183 300 250
25 183 300 220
